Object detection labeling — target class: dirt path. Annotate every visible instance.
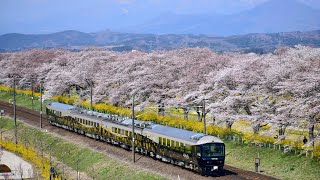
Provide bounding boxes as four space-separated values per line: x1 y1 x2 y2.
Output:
0 101 278 180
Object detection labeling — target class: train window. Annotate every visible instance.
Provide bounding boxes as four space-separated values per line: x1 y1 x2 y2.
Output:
112 127 115 133
185 145 192 154
125 130 128 136
159 137 163 145
129 132 132 137
163 138 167 146
97 123 100 127
167 139 171 146
181 143 185 151
120 129 124 135
176 141 180 147
171 140 175 147
117 128 120 134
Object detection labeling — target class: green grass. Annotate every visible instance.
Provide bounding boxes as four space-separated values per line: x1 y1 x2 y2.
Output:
225 141 320 180
1 117 165 180
0 116 15 130
0 91 53 112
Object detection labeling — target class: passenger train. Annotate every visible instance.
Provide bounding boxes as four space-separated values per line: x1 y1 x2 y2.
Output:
46 102 225 175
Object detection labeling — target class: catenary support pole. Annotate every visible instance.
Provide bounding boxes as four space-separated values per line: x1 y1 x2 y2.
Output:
13 77 17 144
132 94 135 163
203 100 206 134
31 80 34 110
40 81 43 128
90 84 93 110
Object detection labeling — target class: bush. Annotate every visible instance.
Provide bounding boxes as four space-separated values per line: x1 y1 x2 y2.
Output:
314 145 320 159
0 140 50 179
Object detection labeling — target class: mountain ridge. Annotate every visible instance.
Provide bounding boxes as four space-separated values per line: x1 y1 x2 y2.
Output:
1 29 320 53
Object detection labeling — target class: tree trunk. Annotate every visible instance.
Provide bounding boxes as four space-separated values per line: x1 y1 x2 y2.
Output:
158 102 165 116
196 107 202 121
278 123 288 140
252 123 260 134
183 107 190 120
309 124 315 148
226 121 233 130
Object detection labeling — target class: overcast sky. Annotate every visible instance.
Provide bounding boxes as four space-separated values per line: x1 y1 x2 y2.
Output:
1 0 320 34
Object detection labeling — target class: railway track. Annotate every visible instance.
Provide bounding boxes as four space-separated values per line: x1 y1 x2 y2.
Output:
0 101 277 180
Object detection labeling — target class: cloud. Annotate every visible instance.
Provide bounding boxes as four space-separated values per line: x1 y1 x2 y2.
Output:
121 8 129 14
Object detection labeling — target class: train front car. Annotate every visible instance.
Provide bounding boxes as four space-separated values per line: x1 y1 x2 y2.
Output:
195 136 225 175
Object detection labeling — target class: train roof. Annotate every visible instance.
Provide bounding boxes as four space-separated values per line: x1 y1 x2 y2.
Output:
48 102 75 112
47 102 224 145
145 124 223 145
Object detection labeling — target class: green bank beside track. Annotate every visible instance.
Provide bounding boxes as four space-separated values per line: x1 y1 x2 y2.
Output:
0 116 166 180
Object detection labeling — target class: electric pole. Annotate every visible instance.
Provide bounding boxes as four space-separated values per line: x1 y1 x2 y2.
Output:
31 80 34 110
49 145 52 180
76 157 80 180
203 100 206 134
90 84 93 110
13 77 17 144
132 94 135 163
40 81 43 128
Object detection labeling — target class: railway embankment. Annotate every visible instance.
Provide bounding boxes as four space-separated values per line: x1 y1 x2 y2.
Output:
0 91 320 179
0 116 167 180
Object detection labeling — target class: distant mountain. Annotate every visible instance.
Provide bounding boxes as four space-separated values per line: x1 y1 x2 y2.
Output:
125 0 320 36
1 29 320 53
0 30 94 50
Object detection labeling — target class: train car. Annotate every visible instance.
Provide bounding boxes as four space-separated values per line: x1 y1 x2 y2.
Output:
46 102 225 175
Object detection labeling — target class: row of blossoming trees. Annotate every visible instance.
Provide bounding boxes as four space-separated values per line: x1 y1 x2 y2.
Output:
0 46 319 146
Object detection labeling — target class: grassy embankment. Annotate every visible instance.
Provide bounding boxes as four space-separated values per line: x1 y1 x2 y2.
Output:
225 141 320 180
1 91 320 180
0 116 165 180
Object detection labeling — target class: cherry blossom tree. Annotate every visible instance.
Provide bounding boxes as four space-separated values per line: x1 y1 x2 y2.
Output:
0 45 319 133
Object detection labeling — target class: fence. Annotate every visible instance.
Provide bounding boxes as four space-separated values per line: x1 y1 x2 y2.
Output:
221 134 318 159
